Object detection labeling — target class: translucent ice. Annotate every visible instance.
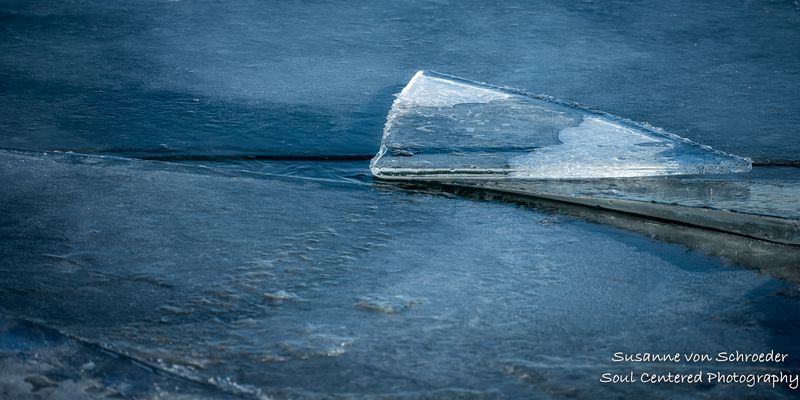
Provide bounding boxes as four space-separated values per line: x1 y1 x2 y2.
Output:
371 71 752 180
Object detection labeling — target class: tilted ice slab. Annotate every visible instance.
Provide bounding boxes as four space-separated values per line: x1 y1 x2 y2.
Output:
368 72 800 245
370 71 752 180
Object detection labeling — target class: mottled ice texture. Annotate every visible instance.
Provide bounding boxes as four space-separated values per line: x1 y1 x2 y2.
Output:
371 71 752 179
2 150 799 399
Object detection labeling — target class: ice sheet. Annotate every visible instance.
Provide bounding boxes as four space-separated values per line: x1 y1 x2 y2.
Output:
371 71 751 179
2 149 800 399
2 0 800 162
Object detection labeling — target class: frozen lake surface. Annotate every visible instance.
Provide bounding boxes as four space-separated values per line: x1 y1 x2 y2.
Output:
1 0 800 398
2 0 800 162
2 150 799 399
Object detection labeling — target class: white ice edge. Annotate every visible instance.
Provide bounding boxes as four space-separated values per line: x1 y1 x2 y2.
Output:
395 71 510 108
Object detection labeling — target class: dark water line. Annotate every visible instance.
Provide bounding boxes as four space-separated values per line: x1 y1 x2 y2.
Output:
140 154 375 162
139 154 800 166
752 160 800 167
132 154 800 166
9 145 800 166
8 144 800 166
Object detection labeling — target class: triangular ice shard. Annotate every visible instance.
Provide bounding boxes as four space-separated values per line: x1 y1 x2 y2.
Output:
371 71 752 180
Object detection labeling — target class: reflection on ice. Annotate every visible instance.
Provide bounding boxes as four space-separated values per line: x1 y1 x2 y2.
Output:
446 175 800 245
371 71 751 179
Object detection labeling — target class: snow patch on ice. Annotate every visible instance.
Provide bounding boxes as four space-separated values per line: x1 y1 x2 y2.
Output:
396 71 509 108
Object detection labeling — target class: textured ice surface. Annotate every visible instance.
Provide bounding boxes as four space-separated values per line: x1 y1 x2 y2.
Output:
2 150 800 399
371 71 752 179
0 316 238 400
